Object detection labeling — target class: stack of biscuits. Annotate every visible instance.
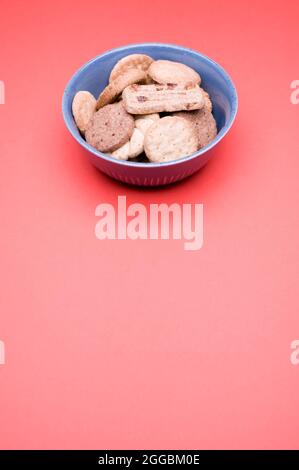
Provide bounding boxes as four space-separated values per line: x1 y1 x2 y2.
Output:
72 54 217 163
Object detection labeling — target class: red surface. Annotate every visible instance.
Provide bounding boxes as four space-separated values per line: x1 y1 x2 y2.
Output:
0 0 299 450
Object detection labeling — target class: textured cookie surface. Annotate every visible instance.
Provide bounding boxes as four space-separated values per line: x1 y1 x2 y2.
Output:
96 69 147 110
148 60 201 86
72 91 96 133
85 102 134 153
144 116 198 163
109 54 153 83
122 83 204 114
173 108 217 149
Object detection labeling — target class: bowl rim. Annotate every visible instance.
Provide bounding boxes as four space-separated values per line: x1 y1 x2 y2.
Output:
62 42 238 168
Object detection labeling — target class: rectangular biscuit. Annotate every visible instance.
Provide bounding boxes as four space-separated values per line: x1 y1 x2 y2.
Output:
122 83 204 114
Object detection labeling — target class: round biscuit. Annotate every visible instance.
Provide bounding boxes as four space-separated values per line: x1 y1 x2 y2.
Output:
85 101 134 153
173 108 217 149
109 54 153 83
144 116 198 163
148 60 201 86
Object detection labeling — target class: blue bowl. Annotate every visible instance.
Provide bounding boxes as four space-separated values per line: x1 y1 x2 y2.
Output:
62 43 238 186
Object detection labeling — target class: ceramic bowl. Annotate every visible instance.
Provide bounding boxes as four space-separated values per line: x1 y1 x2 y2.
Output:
62 43 238 186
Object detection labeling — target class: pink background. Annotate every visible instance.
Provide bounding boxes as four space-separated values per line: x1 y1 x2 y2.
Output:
0 0 299 450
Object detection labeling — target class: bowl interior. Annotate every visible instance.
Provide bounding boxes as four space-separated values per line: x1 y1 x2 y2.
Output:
63 43 237 163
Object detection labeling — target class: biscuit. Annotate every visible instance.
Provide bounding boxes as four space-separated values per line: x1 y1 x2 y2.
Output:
148 60 201 86
72 91 96 133
85 101 134 153
144 116 198 163
96 69 147 110
122 83 204 114
109 54 153 83
134 113 160 135
173 108 217 149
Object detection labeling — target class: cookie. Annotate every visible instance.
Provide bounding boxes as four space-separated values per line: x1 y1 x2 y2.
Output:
96 69 147 110
173 108 217 149
134 113 160 135
144 116 198 163
148 60 201 86
85 101 134 153
109 54 153 83
72 91 96 133
122 83 204 114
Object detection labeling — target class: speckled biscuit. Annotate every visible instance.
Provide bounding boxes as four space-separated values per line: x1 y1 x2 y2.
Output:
72 91 96 133
86 101 134 153
122 83 204 114
144 116 198 163
134 113 160 135
173 108 217 149
96 69 147 110
109 54 153 83
148 60 201 86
